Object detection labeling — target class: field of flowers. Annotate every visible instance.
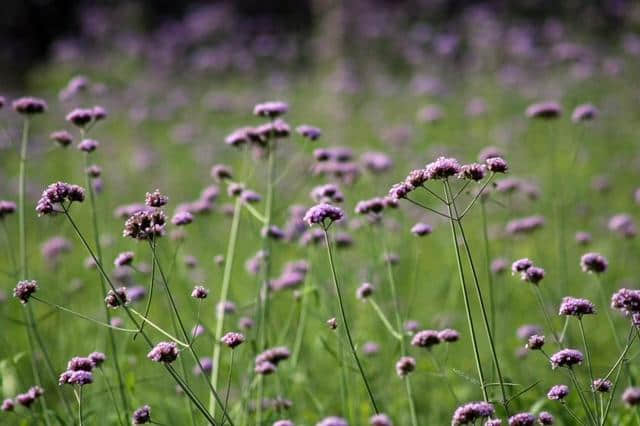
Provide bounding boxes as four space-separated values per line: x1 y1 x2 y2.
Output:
2 3 640 425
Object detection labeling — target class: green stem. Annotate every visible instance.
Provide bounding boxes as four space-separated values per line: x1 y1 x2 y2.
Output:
77 387 83 426
578 318 598 423
0 220 18 276
129 309 189 346
18 118 28 278
322 227 379 413
210 197 242 415
221 350 235 425
533 286 561 344
368 299 402 340
567 367 598 426
98 367 126 426
595 276 621 350
480 202 496 338
84 154 130 417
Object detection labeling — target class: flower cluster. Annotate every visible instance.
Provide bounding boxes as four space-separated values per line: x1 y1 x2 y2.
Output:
0 200 16 219
36 182 85 216
58 353 104 386
550 349 584 369
511 258 545 284
395 356 416 377
123 210 167 240
451 401 495 425
580 252 608 274
13 280 38 304
147 341 180 364
221 332 245 349
558 296 596 316
304 203 345 226
611 288 640 315
255 346 291 375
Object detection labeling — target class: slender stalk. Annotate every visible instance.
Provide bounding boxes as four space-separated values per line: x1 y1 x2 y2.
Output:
442 182 488 402
136 235 156 339
578 318 598 423
595 276 621 350
129 309 189 346
533 286 561 344
479 202 496 337
84 154 130 418
77 387 84 426
322 226 379 413
404 196 452 219
428 350 459 404
210 197 242 414
567 368 598 426
0 220 18 276
458 173 494 219
62 209 219 424
221 350 235 425
368 299 402 340
602 326 635 381
98 367 126 426
18 118 28 278
601 358 625 425
562 402 585 425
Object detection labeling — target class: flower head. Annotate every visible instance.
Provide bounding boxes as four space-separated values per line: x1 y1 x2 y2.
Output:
67 356 95 372
459 163 487 181
572 104 598 122
13 280 38 304
88 352 106 367
438 329 460 342
425 156 461 179
304 203 344 226
132 405 151 424
66 108 94 127
526 334 545 350
538 411 554 425
550 349 583 369
77 139 99 153
221 332 245 349
123 210 166 240
611 288 640 315
580 252 608 274
316 417 348 426
0 200 17 219
486 157 508 173
114 251 135 267
411 330 441 348
105 287 129 308
145 190 168 208
511 259 533 274
395 356 416 377
356 283 374 299
191 286 208 299
622 387 640 406
147 342 179 364
547 384 569 400
592 378 612 393
12 97 47 115
559 297 596 316
369 414 392 426
451 401 495 425
522 266 545 284
253 101 288 118
525 101 562 119
172 211 194 226
411 222 432 236
296 125 322 141
609 214 637 238
508 412 535 426
1 399 14 412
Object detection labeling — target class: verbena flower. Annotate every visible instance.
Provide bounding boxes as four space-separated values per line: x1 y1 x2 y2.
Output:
304 203 344 226
145 189 169 208
193 357 213 375
438 329 460 342
1 399 14 412
485 420 502 426
105 287 129 308
508 412 535 426
256 347 290 367
13 280 38 304
411 222 432 236
362 342 379 356
127 286 147 302
12 97 47 115
221 332 245 349
147 342 179 364
311 184 344 204
171 211 194 226
538 411 554 425
485 157 508 173
0 200 17 219
478 146 503 162
451 401 495 425
609 214 637 238
217 301 236 317
571 104 598 122
506 216 545 235
191 286 208 299
316 416 348 426
395 356 416 377
491 258 508 274
66 108 94 127
274 420 295 426
211 164 233 181
611 288 640 315
388 182 413 200
592 378 613 392
67 357 95 371
254 361 276 375
88 352 106 367
369 413 392 426
326 317 338 329
550 349 583 369
511 259 533 274
132 405 151 424
526 334 545 350
459 163 487 181
354 198 385 215
253 101 288 118
559 297 596 316
425 156 461 179
622 387 640 406
123 210 167 240
580 252 608 273
525 101 562 119
114 251 135 267
77 139 99 153
411 330 441 349
296 124 322 141
517 325 542 340
36 182 86 215
547 384 569 400
361 151 392 173
67 370 93 386
521 266 545 284
356 283 374 299
575 232 592 245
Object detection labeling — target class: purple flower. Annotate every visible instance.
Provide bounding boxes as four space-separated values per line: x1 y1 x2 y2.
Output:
327 317 338 329
451 401 495 425
571 104 598 122
304 203 344 226
486 157 508 173
132 405 151 424
12 97 47 115
362 341 379 356
191 325 205 338
221 332 245 349
256 347 290 367
296 124 322 141
525 101 562 119
506 216 545 235
240 190 262 204
411 222 432 236
547 385 569 401
253 101 288 118
13 280 38 304
485 420 502 426
425 156 461 179
526 335 545 350
609 214 637 238
68 356 95 371
593 378 612 393
559 297 596 316
580 252 608 273
123 210 166 240
355 198 385 215
404 320 420 333
77 139 99 153
550 349 583 369
508 412 535 426
438 329 460 342
145 189 168 208
491 258 508 274
147 342 179 364
405 169 429 187
239 316 254 330
459 163 487 181
356 283 374 299
254 361 276 375
521 266 545 284
0 200 17 219
395 356 416 377
517 325 542 340
361 151 392 173
538 411 554 425
193 357 213 375
622 387 640 406
191 286 208 299
114 251 135 267
105 287 129 308
316 416 348 426
411 330 441 348
511 259 533 274
311 184 344 204
127 286 147 302
68 370 93 386
172 211 194 226
575 231 592 245
1 399 14 412
274 420 295 426
478 146 503 162
611 288 640 315
66 108 94 127
388 182 413 200
88 352 106 367
369 413 392 426
16 392 36 408
92 105 107 121
217 301 236 317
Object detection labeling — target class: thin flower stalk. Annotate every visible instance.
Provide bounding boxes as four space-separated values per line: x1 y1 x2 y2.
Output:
210 197 242 415
221 350 235 425
97 366 126 426
322 226 379 413
442 182 488 402
447 180 509 411
480 201 496 337
577 318 598 421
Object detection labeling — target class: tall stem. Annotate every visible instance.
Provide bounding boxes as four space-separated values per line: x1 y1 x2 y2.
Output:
210 197 242 415
322 227 379 413
18 118 28 279
449 184 509 414
443 182 488 402
221 350 235 425
533 286 561 345
77 387 84 426
578 318 598 422
480 202 496 337
84 154 129 419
